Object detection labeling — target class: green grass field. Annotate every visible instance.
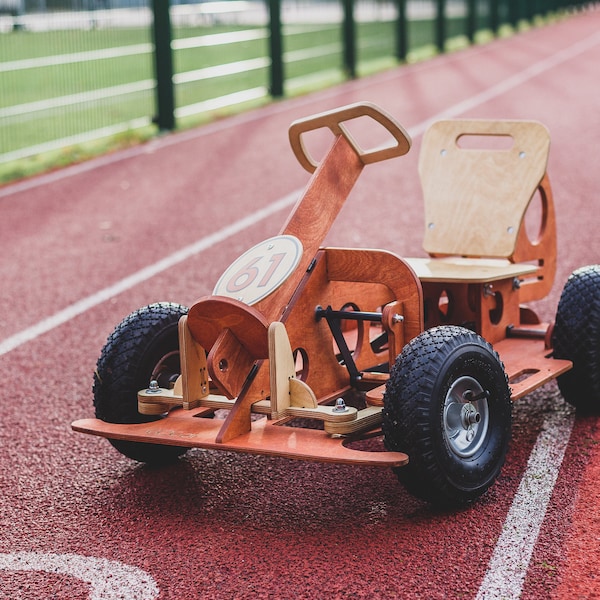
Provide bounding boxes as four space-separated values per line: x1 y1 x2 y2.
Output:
0 12 470 183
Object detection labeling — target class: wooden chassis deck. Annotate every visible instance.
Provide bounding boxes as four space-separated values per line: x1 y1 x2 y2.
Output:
72 335 570 466
71 412 409 468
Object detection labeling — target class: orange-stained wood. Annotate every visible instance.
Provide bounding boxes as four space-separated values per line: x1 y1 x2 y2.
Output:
187 296 270 355
512 173 557 302
494 334 571 400
254 134 365 321
71 413 409 467
183 104 416 444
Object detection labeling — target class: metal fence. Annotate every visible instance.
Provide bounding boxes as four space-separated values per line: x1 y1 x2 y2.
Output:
0 0 591 169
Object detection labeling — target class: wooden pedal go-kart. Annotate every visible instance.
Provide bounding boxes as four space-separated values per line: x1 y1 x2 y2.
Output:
73 102 600 506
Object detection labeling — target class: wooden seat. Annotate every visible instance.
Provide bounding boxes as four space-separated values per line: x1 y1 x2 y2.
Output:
406 257 538 284
410 119 556 302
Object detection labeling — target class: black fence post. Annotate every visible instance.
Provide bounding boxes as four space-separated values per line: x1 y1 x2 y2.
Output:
490 0 500 35
396 0 408 61
466 0 477 42
436 0 446 52
269 0 284 97
342 0 356 78
151 0 175 131
508 0 519 27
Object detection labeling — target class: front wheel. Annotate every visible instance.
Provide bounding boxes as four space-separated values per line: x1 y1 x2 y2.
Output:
382 326 512 506
93 302 189 463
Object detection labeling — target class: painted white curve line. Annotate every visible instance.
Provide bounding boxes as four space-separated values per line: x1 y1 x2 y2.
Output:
475 403 575 599
0 552 159 600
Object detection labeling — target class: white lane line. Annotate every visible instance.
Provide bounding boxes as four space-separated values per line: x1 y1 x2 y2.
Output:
0 80 154 119
475 403 576 599
406 28 600 138
0 25 329 73
0 43 152 73
0 190 299 358
1 27 599 358
0 552 159 600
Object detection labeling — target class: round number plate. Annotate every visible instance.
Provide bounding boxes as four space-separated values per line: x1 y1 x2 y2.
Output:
213 235 303 305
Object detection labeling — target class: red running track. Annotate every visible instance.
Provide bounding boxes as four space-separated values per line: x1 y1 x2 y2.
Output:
1 9 600 599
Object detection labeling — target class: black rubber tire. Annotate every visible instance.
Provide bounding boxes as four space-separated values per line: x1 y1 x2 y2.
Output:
382 325 512 506
93 302 189 463
552 265 600 412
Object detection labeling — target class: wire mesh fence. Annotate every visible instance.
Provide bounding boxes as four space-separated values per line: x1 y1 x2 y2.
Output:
0 0 592 175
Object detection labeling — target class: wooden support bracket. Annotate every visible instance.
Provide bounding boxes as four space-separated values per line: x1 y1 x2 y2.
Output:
179 315 210 409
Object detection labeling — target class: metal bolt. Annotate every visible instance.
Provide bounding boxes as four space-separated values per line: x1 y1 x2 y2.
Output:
392 313 404 324
483 284 494 297
146 380 161 393
512 277 521 290
332 398 349 413
461 404 481 430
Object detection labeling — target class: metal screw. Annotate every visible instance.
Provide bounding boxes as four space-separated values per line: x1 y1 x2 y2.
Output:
512 277 521 290
392 314 404 324
483 284 494 297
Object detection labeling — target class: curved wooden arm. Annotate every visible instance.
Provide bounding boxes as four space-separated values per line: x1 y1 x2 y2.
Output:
288 101 412 173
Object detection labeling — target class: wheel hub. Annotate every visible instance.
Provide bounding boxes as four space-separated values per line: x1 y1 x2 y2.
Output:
443 376 489 458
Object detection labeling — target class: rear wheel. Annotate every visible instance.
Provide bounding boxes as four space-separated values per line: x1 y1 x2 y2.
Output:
552 265 600 412
382 326 512 506
93 302 189 463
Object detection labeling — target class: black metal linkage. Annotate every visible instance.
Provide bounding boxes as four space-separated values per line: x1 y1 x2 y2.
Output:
315 305 383 384
315 306 383 323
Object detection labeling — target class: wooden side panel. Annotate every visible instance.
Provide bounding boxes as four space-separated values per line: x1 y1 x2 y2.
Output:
279 252 355 400
324 248 423 344
420 279 521 345
277 248 423 401
512 174 557 302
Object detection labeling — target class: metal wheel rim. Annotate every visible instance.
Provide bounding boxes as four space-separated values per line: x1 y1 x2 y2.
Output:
443 375 489 458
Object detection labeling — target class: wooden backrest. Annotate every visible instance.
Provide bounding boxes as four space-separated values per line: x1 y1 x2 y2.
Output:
418 119 556 301
419 119 550 259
